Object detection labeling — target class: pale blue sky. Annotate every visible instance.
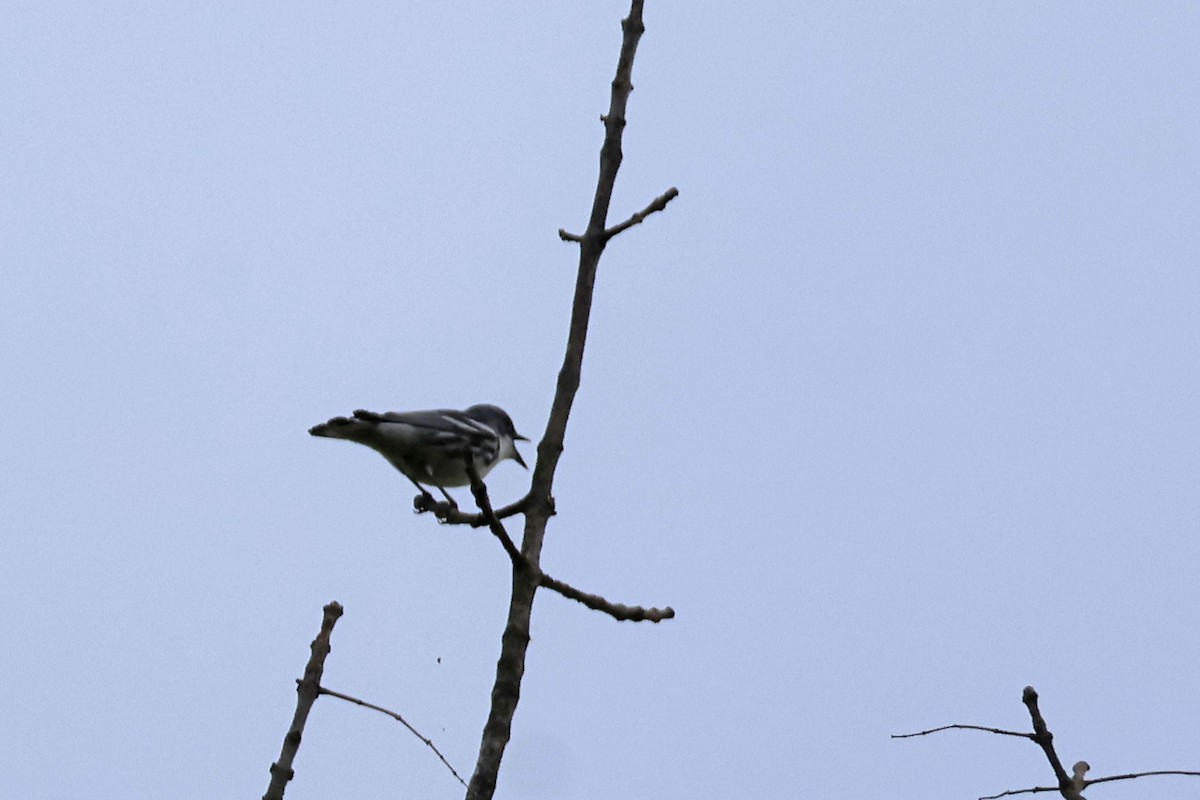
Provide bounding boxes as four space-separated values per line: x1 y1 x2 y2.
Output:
3 3 1199 799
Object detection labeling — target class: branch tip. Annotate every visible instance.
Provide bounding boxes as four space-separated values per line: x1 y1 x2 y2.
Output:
602 186 680 242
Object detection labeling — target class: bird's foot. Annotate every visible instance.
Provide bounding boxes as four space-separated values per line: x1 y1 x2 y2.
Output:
412 491 439 514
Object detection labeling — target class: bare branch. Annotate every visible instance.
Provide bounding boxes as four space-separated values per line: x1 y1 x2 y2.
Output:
1086 769 1200 786
892 724 1033 740
466 4 658 799
978 768 1200 800
319 686 467 788
263 602 344 800
901 685 1200 800
560 186 678 243
603 187 679 241
1022 686 1085 800
463 458 527 569
419 466 668 623
414 492 531 526
539 571 675 622
978 786 1061 799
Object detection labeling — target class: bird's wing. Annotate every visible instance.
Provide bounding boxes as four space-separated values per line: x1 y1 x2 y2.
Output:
353 409 497 445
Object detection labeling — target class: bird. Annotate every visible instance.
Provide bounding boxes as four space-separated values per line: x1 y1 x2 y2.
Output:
309 404 528 501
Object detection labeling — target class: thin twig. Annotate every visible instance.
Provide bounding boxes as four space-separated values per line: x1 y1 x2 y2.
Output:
1087 769 1200 786
263 602 344 800
602 187 679 241
319 686 467 787
892 724 1034 740
559 185 680 242
540 571 674 622
463 458 526 569
978 786 1060 799
978 768 1200 800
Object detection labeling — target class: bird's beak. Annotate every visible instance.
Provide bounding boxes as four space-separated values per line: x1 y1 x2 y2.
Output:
512 432 529 468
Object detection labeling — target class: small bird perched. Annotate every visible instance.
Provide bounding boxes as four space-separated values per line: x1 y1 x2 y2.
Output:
309 404 528 501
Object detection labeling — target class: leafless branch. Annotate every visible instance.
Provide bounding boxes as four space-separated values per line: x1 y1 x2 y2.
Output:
463 458 527 569
603 186 680 240
319 685 466 787
891 724 1033 740
1086 769 1200 786
978 785 1060 799
462 458 670 621
1021 686 1085 800
560 186 679 243
900 685 1200 800
413 492 532 526
423 470 670 622
539 571 675 622
465 3 672 799
978 768 1200 800
263 601 344 800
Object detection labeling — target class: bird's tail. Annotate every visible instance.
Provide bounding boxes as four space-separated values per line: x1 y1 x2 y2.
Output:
309 415 370 441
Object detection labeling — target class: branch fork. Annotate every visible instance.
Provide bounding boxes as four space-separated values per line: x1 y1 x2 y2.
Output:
895 685 1200 800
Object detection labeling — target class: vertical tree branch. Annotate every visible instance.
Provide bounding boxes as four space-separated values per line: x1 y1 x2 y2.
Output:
1022 686 1086 800
263 601 344 800
464 4 648 799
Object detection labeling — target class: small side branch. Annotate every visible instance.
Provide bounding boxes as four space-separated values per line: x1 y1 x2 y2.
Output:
414 492 531 526
1086 769 1200 787
263 601 344 800
540 571 675 622
458 458 674 623
559 187 679 244
603 186 679 240
978 785 1061 799
412 463 672 623
892 724 1033 740
319 686 467 787
464 459 527 568
978 768 1200 800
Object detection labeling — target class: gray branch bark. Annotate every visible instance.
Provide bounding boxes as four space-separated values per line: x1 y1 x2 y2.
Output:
464 3 675 798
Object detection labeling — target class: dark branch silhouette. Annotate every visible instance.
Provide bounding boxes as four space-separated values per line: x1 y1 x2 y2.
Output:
896 685 1200 800
1021 686 1084 800
560 186 679 243
539 571 674 622
318 685 466 787
413 491 532 526
263 603 466 797
263 602 343 800
891 723 1032 740
459 454 674 622
271 4 673 798
465 3 673 799
463 457 526 568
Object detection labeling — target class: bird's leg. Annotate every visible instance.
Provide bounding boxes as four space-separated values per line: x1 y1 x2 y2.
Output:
437 486 458 508
401 472 437 511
